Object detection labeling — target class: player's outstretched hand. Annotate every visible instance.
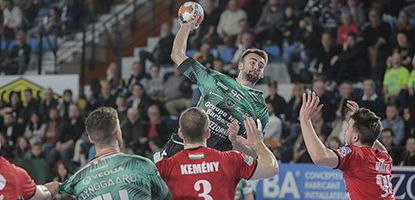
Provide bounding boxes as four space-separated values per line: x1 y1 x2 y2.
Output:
44 181 61 196
181 16 202 30
346 100 359 113
228 119 255 157
244 117 264 147
300 91 324 121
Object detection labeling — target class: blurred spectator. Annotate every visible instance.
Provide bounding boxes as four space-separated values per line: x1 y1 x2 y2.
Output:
53 161 71 182
217 0 247 46
127 83 152 119
314 32 340 81
281 6 298 45
0 31 31 74
255 0 284 47
106 62 126 96
403 107 414 139
336 11 360 45
363 7 391 75
392 32 414 69
1 0 23 41
28 142 45 159
139 22 174 69
13 136 31 159
265 81 287 118
163 69 192 116
329 109 351 144
24 112 45 145
234 18 256 49
400 136 415 166
60 0 77 34
212 59 231 76
380 128 402 165
39 87 59 122
22 89 40 120
193 42 215 68
121 108 147 155
145 65 164 101
58 89 75 120
327 136 342 150
318 0 343 32
0 132 13 158
313 79 336 123
97 82 116 108
342 0 366 27
382 103 405 146
331 32 369 83
359 79 385 118
264 102 282 141
394 10 415 42
42 107 64 164
190 0 221 48
383 52 409 100
126 62 150 96
4 91 24 121
0 112 24 146
144 105 171 147
286 83 304 140
43 7 62 35
232 32 256 66
334 82 356 118
115 95 127 122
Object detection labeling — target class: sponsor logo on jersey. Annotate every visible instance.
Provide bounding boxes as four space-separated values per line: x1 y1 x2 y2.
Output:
226 98 235 107
337 147 352 158
243 155 254 166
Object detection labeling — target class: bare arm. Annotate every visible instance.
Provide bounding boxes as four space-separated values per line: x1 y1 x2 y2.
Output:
170 17 201 66
299 92 338 168
244 118 279 180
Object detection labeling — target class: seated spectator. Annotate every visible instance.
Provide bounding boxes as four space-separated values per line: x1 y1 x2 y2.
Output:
380 128 403 165
234 18 256 49
382 103 405 146
264 102 283 142
145 65 164 101
42 107 64 165
0 31 31 74
13 136 31 159
255 0 284 47
231 32 256 66
43 7 62 35
39 87 59 122
0 132 14 158
189 0 221 48
281 6 298 45
144 105 171 147
106 62 126 96
127 83 152 119
394 10 415 43
363 7 391 77
318 0 342 33
359 79 385 118
97 82 116 108
121 108 147 155
22 89 40 121
53 161 71 182
286 83 304 141
331 32 369 83
329 109 351 144
265 81 287 118
1 0 23 41
193 42 215 68
313 32 340 81
162 69 192 116
383 52 410 101
126 62 150 96
58 89 75 120
313 79 335 123
212 59 231 76
4 91 24 122
400 136 415 166
403 107 414 140
115 95 127 122
391 32 414 69
342 0 366 27
28 142 45 159
334 82 356 118
336 11 360 45
139 22 174 69
217 0 247 46
0 112 25 146
24 112 45 145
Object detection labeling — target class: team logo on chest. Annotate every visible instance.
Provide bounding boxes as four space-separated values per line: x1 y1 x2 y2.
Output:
226 98 236 107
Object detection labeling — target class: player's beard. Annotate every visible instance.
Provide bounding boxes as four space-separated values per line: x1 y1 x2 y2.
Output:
244 70 261 84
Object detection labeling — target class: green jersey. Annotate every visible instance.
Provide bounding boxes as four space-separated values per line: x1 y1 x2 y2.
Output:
178 58 269 150
60 152 171 200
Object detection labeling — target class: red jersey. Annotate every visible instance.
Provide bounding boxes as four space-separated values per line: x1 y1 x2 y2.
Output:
155 147 257 200
0 157 36 200
333 146 395 200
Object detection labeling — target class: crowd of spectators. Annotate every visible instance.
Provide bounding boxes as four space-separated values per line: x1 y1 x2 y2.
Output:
1 0 415 184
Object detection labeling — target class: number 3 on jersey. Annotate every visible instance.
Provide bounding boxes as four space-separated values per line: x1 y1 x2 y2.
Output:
194 180 213 200
92 189 129 200
376 174 393 198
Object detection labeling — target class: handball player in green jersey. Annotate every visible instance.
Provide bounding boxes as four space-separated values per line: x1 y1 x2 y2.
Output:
60 107 172 200
160 16 269 159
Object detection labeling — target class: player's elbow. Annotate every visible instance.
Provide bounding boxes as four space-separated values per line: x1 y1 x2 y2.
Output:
170 50 185 66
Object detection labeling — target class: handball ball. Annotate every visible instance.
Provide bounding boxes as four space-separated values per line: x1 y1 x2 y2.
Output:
178 2 204 30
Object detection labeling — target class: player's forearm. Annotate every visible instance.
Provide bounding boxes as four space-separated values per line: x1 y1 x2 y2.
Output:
372 139 387 152
170 25 191 65
251 142 279 179
300 118 333 165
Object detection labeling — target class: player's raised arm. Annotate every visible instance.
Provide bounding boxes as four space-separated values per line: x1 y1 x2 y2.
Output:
244 117 279 180
170 16 201 66
299 92 338 168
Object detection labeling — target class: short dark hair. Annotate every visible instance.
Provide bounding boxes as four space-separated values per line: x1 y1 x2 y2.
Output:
381 128 394 137
179 107 209 143
63 89 72 96
350 108 382 146
240 48 269 65
85 107 119 146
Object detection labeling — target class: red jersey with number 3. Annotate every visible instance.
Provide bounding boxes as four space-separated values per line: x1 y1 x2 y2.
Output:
0 156 36 200
156 147 257 200
333 146 395 200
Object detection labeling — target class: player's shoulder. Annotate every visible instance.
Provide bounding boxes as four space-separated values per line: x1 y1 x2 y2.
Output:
121 154 155 166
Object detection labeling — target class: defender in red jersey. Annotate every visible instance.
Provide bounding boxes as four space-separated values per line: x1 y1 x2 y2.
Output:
156 107 278 199
299 92 395 199
0 156 60 200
